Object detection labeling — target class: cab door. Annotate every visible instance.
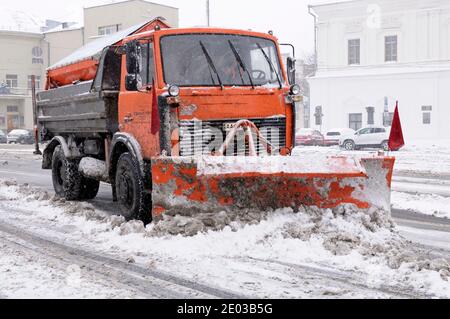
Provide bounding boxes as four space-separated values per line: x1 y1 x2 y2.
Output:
119 39 159 159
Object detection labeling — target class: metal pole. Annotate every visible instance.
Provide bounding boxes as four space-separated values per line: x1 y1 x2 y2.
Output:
308 6 319 67
31 75 42 155
206 0 210 26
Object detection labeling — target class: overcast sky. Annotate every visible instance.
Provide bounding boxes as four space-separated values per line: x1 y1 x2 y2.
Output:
0 0 338 58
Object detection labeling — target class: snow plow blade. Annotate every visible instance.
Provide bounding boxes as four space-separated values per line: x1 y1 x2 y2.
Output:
151 155 395 222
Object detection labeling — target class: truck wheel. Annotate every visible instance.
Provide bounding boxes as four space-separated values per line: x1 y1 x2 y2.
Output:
115 153 151 224
51 146 82 201
80 178 100 200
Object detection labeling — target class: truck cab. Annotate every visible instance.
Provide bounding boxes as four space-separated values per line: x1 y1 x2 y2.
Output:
120 28 300 159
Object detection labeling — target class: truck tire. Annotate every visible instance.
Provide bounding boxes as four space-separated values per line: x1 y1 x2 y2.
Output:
51 146 83 201
115 153 151 224
80 178 100 200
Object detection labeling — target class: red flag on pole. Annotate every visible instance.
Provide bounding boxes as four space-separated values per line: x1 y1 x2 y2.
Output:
388 101 405 151
151 78 160 135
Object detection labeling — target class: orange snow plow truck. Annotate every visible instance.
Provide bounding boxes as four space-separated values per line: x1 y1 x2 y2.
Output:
37 19 395 225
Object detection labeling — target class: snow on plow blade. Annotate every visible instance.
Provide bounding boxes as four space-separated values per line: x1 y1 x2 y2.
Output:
151 155 395 221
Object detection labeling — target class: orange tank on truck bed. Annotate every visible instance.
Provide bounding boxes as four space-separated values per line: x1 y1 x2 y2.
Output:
46 18 170 89
37 21 395 227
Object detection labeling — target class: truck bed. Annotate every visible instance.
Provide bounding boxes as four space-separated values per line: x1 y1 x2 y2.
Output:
37 80 119 138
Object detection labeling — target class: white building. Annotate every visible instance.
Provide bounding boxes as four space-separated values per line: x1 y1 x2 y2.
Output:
0 9 48 131
308 0 450 140
0 0 178 133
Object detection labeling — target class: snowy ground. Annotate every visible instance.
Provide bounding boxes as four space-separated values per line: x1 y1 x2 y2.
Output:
0 142 449 299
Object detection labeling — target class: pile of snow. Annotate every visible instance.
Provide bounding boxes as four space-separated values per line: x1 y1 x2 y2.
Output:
1 179 450 298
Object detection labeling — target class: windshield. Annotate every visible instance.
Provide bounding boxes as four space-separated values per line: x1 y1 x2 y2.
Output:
160 34 283 87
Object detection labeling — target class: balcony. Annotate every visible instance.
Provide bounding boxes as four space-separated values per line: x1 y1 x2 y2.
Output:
0 87 42 99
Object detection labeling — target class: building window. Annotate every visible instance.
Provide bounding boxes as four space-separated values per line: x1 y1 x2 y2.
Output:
385 35 398 62
423 112 431 125
366 107 375 125
314 106 323 126
6 75 18 88
98 24 121 36
9 114 24 129
422 106 432 125
7 106 19 113
348 39 360 65
32 46 44 64
349 113 362 131
28 76 41 90
383 112 394 127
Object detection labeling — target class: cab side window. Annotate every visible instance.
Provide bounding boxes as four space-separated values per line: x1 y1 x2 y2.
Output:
140 41 156 85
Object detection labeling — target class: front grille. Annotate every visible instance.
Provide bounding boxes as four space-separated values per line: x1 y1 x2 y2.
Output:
179 117 286 156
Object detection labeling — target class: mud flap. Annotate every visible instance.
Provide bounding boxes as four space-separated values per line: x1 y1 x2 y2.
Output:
151 156 395 222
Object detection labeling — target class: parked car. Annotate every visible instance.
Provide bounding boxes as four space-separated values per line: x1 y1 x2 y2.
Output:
0 130 6 144
6 129 35 145
296 128 324 146
340 126 391 151
323 128 355 146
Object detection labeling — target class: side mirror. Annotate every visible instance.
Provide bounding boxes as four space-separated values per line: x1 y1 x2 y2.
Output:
125 40 142 91
287 57 296 85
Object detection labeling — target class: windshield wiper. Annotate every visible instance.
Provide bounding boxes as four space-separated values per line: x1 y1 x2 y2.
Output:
200 41 224 89
256 43 282 89
228 40 255 89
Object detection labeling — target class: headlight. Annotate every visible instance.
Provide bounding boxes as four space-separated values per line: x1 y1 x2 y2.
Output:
168 85 180 97
290 84 301 95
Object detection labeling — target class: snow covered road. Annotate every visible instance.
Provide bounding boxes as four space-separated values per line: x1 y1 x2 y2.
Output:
1 187 444 299
0 218 241 299
1 144 450 299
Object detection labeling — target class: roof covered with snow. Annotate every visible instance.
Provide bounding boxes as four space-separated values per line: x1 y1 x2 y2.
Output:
48 21 148 70
43 22 83 34
0 8 45 34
